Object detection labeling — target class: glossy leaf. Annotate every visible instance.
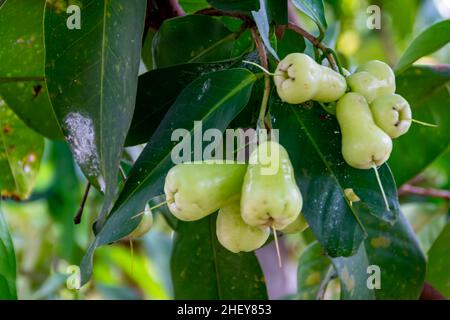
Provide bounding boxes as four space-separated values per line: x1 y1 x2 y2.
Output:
271 98 401 257
291 0 327 32
172 214 268 299
267 0 288 25
252 0 279 60
389 65 450 185
426 222 450 298
395 19 450 74
126 60 237 146
153 15 244 68
45 0 146 221
277 28 306 59
332 212 426 300
80 69 257 285
141 30 155 70
0 0 62 139
207 0 259 12
0 205 17 300
296 241 331 300
179 0 209 13
0 99 44 200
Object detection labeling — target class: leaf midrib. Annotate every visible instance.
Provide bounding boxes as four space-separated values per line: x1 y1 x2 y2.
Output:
290 106 366 233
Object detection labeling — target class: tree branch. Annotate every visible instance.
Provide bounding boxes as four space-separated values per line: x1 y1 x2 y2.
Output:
398 184 450 200
195 8 254 27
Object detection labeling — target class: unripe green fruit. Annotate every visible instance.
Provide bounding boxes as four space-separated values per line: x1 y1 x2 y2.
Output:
129 210 153 239
280 212 308 234
274 53 346 104
241 141 302 230
370 93 412 138
164 161 247 221
346 60 395 103
216 199 270 253
336 92 393 169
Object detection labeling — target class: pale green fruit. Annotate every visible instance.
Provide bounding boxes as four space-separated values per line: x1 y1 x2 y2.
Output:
281 212 309 234
241 141 302 230
274 53 346 104
129 209 153 239
336 93 393 169
370 93 412 138
314 67 348 102
347 60 395 103
216 199 270 253
164 161 247 221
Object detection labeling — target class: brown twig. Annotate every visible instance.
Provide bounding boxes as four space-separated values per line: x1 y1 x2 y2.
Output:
250 27 271 130
74 183 91 225
420 282 447 300
283 23 337 71
398 184 450 200
195 8 254 27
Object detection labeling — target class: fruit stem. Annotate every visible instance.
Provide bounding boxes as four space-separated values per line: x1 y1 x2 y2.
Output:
242 60 277 76
131 201 167 219
272 226 282 268
372 165 390 211
410 119 438 127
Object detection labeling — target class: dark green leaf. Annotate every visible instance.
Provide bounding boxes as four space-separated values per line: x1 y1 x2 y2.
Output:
45 0 146 222
267 0 288 25
333 212 426 299
276 28 306 59
0 0 62 139
80 69 257 284
207 0 259 12
395 19 450 74
127 60 237 146
271 98 401 257
291 0 327 32
172 214 267 299
296 241 331 300
153 15 245 68
252 0 279 60
0 99 44 200
426 222 450 299
141 30 155 70
179 0 209 13
389 65 450 185
0 204 16 300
